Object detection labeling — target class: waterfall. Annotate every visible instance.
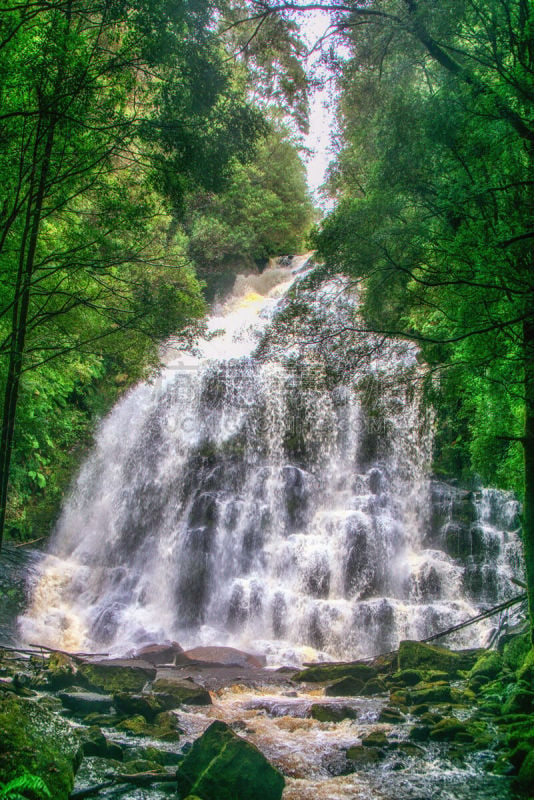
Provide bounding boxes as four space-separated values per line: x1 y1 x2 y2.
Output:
20 256 524 664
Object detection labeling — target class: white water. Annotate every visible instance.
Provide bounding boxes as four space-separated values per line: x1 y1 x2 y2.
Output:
20 256 523 662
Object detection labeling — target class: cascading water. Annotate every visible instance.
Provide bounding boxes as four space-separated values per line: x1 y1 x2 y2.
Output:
20 256 523 663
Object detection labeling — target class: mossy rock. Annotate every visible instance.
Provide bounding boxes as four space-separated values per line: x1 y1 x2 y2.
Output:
113 691 177 721
78 660 156 693
398 641 476 676
293 662 377 684
134 745 183 766
503 686 534 715
83 711 125 727
151 677 211 706
122 758 166 773
390 668 424 687
409 681 452 705
310 703 357 722
176 720 284 800
0 693 82 799
502 633 530 671
469 652 504 688
118 711 182 741
324 676 365 696
361 731 388 748
360 677 387 696
518 647 534 683
45 652 78 690
378 706 404 723
346 745 383 764
76 726 123 760
409 725 430 742
429 717 471 742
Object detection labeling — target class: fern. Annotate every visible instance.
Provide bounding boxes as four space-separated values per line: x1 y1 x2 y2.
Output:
0 774 52 800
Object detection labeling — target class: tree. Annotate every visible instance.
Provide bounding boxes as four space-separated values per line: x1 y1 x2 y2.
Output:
0 0 266 549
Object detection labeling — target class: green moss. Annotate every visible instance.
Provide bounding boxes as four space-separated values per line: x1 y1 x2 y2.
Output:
310 704 357 722
0 693 82 799
176 720 284 800
78 661 156 693
151 678 211 706
503 634 530 672
429 718 472 742
398 640 475 675
293 662 377 684
118 711 182 741
516 750 534 793
346 745 383 764
409 682 452 705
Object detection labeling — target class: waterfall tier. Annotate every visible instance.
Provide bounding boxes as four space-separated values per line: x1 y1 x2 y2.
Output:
20 256 523 664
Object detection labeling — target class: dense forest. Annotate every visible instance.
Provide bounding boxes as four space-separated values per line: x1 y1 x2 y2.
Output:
0 0 314 546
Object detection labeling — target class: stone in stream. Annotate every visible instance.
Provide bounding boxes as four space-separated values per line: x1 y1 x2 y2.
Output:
310 703 358 722
397 640 479 676
182 645 266 668
134 641 185 665
0 693 82 800
293 662 378 684
58 690 114 714
78 658 156 693
175 720 285 800
76 725 124 760
113 691 178 720
151 676 212 705
324 676 366 696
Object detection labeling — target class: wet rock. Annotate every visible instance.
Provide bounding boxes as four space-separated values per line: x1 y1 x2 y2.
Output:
409 681 452 705
503 685 534 714
469 651 503 688
58 690 114 714
183 645 265 668
362 731 388 747
310 703 357 722
390 668 424 687
78 659 156 693
324 676 365 696
409 725 431 742
151 677 212 705
122 758 166 773
77 726 124 760
134 745 183 766
176 720 284 800
113 691 177 720
83 711 124 727
360 677 387 696
396 742 424 757
294 662 377 684
398 640 477 676
378 706 404 723
118 710 183 741
346 745 383 764
45 652 78 689
429 717 472 742
134 642 184 665
0 693 82 799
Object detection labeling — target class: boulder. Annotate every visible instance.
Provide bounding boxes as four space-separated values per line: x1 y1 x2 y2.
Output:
0 693 82 799
469 651 503 686
310 704 357 722
151 677 212 706
182 646 266 668
324 676 366 696
389 668 424 687
77 726 124 760
113 691 177 721
398 640 478 676
175 720 284 800
78 659 156 693
58 690 114 714
45 652 78 689
118 710 183 741
293 662 377 684
346 745 383 765
134 642 185 665
378 706 404 723
429 717 472 742
409 681 452 705
361 731 388 748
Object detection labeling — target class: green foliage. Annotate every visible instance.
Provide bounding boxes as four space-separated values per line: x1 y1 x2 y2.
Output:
0 773 51 800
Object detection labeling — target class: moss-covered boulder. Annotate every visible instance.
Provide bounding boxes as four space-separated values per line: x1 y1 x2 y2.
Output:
398 641 476 676
429 717 472 742
45 652 78 690
518 647 534 683
378 706 404 723
502 633 530 672
175 720 284 800
346 745 383 764
76 726 124 760
0 693 82 799
361 731 388 747
409 681 452 705
390 668 424 687
118 710 182 741
78 659 156 693
151 677 212 706
293 662 377 684
113 691 178 721
468 651 504 690
324 676 366 696
310 703 357 722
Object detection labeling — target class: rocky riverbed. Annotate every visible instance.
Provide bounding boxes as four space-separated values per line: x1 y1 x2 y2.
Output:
1 638 533 800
